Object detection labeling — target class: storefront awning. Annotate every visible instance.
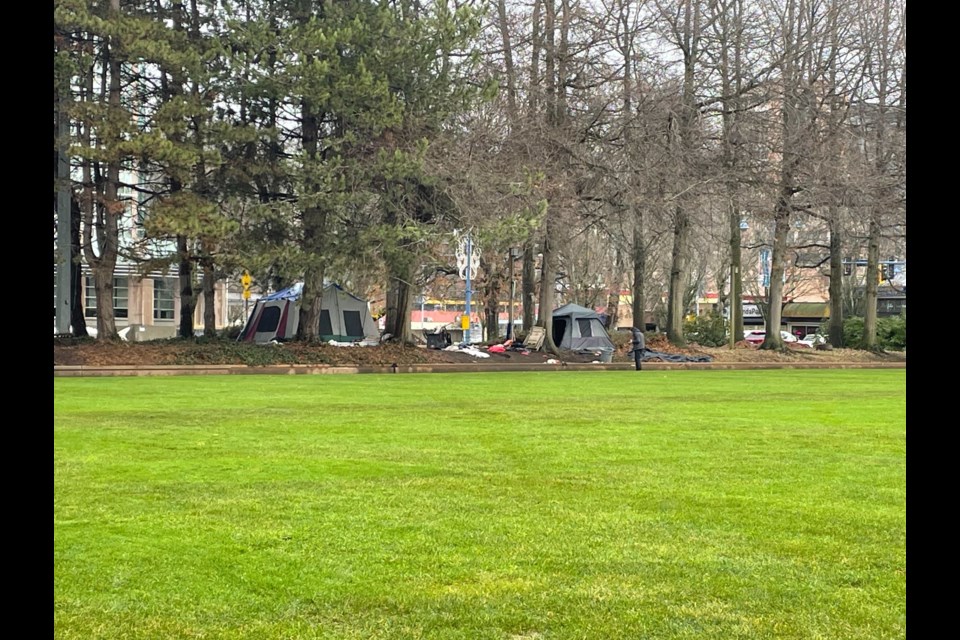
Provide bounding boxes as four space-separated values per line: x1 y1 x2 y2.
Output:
782 302 830 319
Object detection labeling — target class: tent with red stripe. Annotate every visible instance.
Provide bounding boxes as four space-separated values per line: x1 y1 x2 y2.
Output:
238 283 379 345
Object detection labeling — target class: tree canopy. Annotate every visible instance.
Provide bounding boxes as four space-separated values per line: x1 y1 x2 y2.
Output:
55 0 905 348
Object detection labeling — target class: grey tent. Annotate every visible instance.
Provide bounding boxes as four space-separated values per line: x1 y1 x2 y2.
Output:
551 303 616 351
239 283 379 344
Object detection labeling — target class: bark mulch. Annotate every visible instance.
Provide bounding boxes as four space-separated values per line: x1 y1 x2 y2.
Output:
54 333 906 368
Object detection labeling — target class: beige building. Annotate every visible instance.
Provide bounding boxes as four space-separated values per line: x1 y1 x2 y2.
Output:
81 264 229 340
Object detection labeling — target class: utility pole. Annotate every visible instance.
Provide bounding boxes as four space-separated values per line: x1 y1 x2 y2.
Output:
507 247 519 340
456 230 479 346
464 233 473 345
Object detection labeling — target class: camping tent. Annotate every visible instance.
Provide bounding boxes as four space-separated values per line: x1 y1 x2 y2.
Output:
551 303 615 351
238 283 379 344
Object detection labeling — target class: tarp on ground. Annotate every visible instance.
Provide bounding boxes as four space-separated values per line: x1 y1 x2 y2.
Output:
637 349 712 363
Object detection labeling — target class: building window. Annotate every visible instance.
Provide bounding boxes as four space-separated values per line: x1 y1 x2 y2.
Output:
84 276 128 318
792 325 821 339
114 277 128 318
84 277 96 318
154 278 176 320
878 299 905 315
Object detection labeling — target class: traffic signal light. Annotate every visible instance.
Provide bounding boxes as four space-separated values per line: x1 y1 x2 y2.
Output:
884 258 896 281
876 261 896 283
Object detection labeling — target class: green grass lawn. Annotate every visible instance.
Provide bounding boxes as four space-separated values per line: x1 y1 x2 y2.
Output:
54 370 906 640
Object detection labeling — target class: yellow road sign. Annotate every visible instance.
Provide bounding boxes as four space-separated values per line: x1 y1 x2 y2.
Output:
241 272 252 287
461 315 470 330
243 289 251 300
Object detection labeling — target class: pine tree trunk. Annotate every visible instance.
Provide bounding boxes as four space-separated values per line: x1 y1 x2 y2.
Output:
178 234 195 338
297 194 327 342
91 0 123 342
385 265 414 344
70 194 88 337
92 263 118 340
295 89 328 340
202 260 216 337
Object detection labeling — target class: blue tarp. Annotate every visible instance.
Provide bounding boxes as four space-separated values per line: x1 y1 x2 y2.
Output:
259 283 303 301
638 349 712 363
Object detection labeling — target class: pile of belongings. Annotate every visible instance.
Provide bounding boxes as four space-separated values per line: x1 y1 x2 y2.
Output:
442 344 490 358
425 328 453 350
488 338 530 355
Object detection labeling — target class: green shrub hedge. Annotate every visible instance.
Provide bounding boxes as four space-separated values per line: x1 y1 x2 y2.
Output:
843 314 906 350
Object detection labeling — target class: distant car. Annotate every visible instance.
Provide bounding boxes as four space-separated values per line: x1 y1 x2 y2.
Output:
743 330 797 344
798 333 827 348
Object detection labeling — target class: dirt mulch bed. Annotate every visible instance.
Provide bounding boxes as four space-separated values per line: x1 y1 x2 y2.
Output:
54 333 905 368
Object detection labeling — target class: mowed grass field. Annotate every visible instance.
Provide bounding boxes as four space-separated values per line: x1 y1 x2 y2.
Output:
54 370 906 640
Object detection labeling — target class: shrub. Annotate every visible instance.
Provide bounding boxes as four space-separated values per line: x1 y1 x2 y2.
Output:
843 314 906 350
878 314 907 350
843 317 866 349
684 312 728 347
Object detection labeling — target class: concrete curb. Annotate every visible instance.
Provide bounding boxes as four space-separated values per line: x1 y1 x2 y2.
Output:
54 361 906 377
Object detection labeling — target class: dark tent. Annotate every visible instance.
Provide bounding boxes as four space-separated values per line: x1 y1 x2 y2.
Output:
551 303 616 351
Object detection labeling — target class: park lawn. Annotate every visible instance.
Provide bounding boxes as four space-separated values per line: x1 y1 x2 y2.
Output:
54 370 906 639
